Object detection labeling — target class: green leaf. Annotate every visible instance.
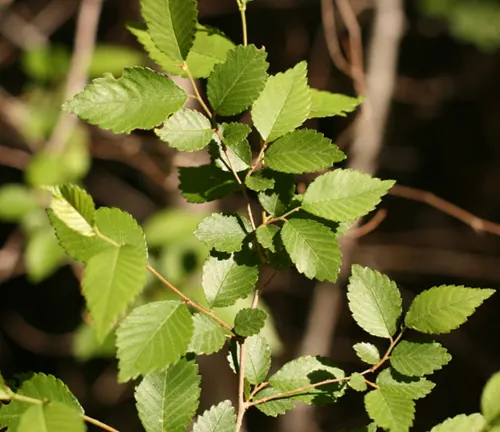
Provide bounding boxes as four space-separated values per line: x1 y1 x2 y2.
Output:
140 0 197 62
0 184 37 221
116 300 193 382
481 371 500 426
265 129 345 173
303 169 395 222
308 89 363 119
202 253 259 308
254 387 296 417
365 388 415 432
245 172 276 192
353 342 381 365
178 164 239 203
156 108 213 151
269 355 345 404
128 23 235 78
376 369 435 400
0 374 11 400
194 213 250 253
213 123 252 172
49 206 146 263
17 402 85 432
252 61 311 142
83 244 147 341
349 373 367 392
256 225 280 253
0 373 82 431
347 265 402 338
25 229 64 283
245 335 272 385
49 184 95 236
430 414 486 432
192 400 236 432
188 313 229 355
405 286 495 334
207 45 269 116
280 218 341 282
89 44 146 77
234 308 267 337
135 358 201 432
64 67 187 133
257 172 296 216
390 341 451 377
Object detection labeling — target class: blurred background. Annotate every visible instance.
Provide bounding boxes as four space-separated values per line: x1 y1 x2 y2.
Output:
1 0 500 430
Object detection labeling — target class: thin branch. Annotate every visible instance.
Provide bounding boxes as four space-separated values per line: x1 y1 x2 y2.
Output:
46 0 103 152
390 185 500 236
237 0 248 46
0 146 31 170
184 63 213 119
345 209 387 238
82 415 120 432
321 0 352 77
235 341 248 430
335 0 365 95
146 265 233 332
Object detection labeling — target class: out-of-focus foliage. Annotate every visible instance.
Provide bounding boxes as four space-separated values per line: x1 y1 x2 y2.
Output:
419 0 500 52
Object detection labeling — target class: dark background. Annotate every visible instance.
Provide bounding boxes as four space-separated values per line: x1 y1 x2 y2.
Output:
1 0 500 430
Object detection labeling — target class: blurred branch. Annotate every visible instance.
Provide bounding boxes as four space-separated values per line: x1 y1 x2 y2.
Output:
0 230 24 282
390 185 500 236
321 0 351 77
0 145 30 170
46 0 103 153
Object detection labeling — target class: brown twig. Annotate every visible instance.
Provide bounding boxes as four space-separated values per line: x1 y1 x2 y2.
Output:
145 265 233 332
345 209 387 238
321 0 352 77
45 0 103 152
0 146 31 170
390 185 500 236
335 0 365 95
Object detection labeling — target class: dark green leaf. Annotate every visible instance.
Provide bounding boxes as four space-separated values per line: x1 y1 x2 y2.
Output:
116 300 194 382
302 169 395 222
192 400 236 432
208 45 269 116
17 402 85 432
245 171 275 192
178 164 239 203
156 108 213 151
245 335 272 385
255 225 280 252
135 358 201 432
349 373 367 392
347 265 402 338
353 342 381 365
83 244 148 341
188 313 229 355
252 61 311 142
269 356 345 405
365 388 415 432
257 172 295 216
308 89 363 119
430 414 486 432
254 387 296 417
280 218 341 282
390 341 451 377
234 308 267 337
64 67 187 133
0 373 82 431
213 123 252 172
140 0 197 62
376 368 435 400
265 129 345 173
202 252 259 308
128 23 235 78
194 213 250 253
405 286 495 334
